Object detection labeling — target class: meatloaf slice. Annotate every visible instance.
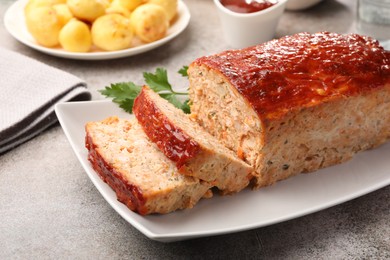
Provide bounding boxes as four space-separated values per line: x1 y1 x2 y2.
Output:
85 116 212 215
188 32 390 188
133 86 253 194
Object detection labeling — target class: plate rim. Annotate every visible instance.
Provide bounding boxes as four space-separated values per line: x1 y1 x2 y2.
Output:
4 0 191 60
55 100 390 242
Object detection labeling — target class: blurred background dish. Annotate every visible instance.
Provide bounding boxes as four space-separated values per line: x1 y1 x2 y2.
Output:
214 0 288 48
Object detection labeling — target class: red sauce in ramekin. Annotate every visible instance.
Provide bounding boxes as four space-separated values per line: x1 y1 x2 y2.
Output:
220 0 277 13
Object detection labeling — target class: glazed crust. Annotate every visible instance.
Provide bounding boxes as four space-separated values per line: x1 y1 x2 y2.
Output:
86 133 147 214
133 87 253 194
189 32 390 187
133 87 201 169
193 32 390 121
85 117 211 215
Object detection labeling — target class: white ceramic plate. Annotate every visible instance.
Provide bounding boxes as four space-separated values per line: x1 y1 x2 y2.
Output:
4 0 190 60
55 100 390 242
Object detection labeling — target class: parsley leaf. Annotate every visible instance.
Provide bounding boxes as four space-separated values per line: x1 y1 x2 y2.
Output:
100 67 190 114
143 68 173 93
178 66 189 77
181 99 191 114
119 98 136 113
99 82 142 113
159 93 183 109
99 82 142 103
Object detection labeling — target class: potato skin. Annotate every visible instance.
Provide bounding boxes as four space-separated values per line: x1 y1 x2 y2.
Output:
130 3 168 43
91 14 133 51
24 0 66 15
147 0 177 21
25 6 62 47
105 4 131 17
110 0 143 12
67 0 109 22
59 19 92 52
53 3 73 26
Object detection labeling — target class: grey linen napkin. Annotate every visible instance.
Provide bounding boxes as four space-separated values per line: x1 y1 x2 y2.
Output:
0 48 91 153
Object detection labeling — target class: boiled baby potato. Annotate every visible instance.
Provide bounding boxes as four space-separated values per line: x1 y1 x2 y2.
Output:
110 0 143 12
91 14 133 51
25 6 62 47
67 0 109 22
130 3 168 43
147 0 177 21
24 0 65 15
106 4 131 17
59 19 92 52
53 3 73 26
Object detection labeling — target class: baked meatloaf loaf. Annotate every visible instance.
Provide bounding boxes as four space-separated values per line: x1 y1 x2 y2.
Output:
85 116 212 215
133 86 253 194
188 32 390 187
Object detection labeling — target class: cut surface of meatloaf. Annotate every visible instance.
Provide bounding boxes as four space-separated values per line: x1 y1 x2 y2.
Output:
85 116 212 215
133 86 253 194
188 31 390 188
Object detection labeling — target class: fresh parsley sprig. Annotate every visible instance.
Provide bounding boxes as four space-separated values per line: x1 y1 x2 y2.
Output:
178 65 188 77
99 66 190 114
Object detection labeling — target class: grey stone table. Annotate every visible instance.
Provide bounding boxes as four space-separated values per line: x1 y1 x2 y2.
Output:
1 0 389 258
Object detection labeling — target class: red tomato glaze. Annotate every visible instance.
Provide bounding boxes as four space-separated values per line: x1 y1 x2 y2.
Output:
133 87 200 168
194 32 390 120
220 0 277 13
86 134 147 215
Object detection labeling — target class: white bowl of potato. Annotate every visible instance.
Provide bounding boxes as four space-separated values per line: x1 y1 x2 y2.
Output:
4 0 190 60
